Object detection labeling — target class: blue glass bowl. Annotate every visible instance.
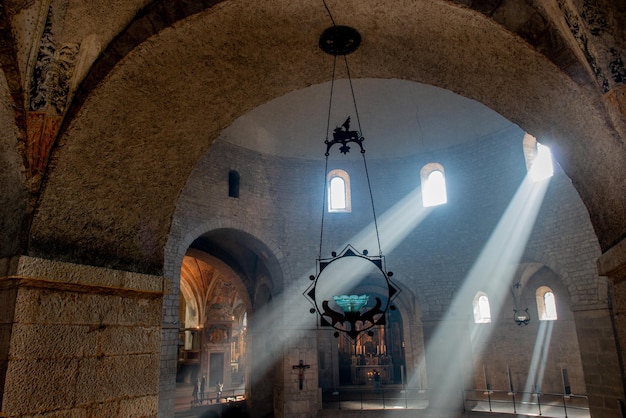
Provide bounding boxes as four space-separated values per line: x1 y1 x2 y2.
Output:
333 294 369 313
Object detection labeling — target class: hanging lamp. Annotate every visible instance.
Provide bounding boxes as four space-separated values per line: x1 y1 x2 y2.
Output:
304 10 399 341
512 282 530 326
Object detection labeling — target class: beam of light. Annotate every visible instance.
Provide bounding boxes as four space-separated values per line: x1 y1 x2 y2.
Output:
242 187 433 390
197 152 553 409
521 320 554 404
335 187 433 255
412 172 551 414
423 170 447 207
530 143 554 183
313 189 433 317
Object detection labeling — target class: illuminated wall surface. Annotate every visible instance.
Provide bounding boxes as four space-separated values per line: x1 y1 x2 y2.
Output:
2 2 625 417
168 123 614 415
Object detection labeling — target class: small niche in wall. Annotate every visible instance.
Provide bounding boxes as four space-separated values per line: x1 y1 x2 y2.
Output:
228 170 240 198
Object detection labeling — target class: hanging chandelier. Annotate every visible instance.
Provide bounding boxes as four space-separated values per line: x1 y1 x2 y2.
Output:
512 282 530 326
304 15 399 341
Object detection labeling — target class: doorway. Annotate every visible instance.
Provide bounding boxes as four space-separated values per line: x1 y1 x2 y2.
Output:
210 352 225 386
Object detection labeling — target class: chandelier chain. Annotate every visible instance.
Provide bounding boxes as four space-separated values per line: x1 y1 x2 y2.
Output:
319 156 329 259
322 0 337 27
362 152 382 256
343 55 364 138
342 54 382 256
319 55 337 259
318 35 383 258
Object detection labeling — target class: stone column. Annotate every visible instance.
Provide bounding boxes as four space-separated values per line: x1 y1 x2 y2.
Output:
597 237 626 417
158 320 180 417
0 256 166 417
280 330 319 418
157 267 180 418
572 304 625 418
316 328 338 390
245 325 276 418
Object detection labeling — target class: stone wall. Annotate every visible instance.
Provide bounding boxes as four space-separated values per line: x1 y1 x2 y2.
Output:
0 256 166 417
162 123 617 416
470 268 586 394
599 237 626 416
573 307 624 417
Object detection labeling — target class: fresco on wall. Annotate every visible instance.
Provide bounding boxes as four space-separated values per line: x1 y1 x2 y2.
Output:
26 7 79 180
558 0 625 94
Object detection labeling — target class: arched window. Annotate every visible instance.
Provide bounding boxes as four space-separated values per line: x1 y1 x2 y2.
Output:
536 286 557 320
473 292 492 324
523 133 553 182
421 163 447 207
328 169 351 212
228 170 240 198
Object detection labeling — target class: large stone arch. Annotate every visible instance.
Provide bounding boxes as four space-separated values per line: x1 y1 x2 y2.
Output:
26 0 626 277
163 225 285 416
165 218 288 290
1 2 625 418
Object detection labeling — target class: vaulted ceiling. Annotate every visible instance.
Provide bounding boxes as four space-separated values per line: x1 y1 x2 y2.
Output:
0 0 624 274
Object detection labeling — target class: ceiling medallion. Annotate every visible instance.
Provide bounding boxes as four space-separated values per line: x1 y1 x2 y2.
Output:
319 25 361 56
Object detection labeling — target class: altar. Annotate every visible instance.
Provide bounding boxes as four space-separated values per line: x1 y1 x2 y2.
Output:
350 355 393 384
352 365 391 385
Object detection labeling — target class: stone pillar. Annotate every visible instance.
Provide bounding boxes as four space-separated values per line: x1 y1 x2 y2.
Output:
572 305 625 418
597 237 626 417
158 321 179 417
421 316 473 417
279 330 319 418
316 328 338 390
157 271 179 418
0 256 167 417
245 326 276 418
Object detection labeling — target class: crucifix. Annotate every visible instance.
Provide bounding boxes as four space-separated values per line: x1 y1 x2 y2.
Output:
292 360 310 390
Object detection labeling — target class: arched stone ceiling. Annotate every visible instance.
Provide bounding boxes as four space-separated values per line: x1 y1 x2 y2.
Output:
221 79 512 159
18 0 626 273
180 251 252 319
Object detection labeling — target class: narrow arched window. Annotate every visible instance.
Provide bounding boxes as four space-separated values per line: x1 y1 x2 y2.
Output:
473 292 492 323
228 170 240 198
523 133 553 182
536 286 557 320
328 169 351 212
421 163 447 207
544 292 557 320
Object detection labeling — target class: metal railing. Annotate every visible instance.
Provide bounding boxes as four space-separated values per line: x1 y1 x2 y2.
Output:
322 387 429 410
463 389 589 417
191 388 246 407
322 387 589 417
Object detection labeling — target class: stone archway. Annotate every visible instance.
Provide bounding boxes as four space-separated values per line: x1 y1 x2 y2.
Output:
176 251 251 401
172 229 283 417
2 2 626 418
28 0 626 275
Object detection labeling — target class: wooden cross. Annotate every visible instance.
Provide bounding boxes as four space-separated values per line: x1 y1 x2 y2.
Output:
292 360 310 390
